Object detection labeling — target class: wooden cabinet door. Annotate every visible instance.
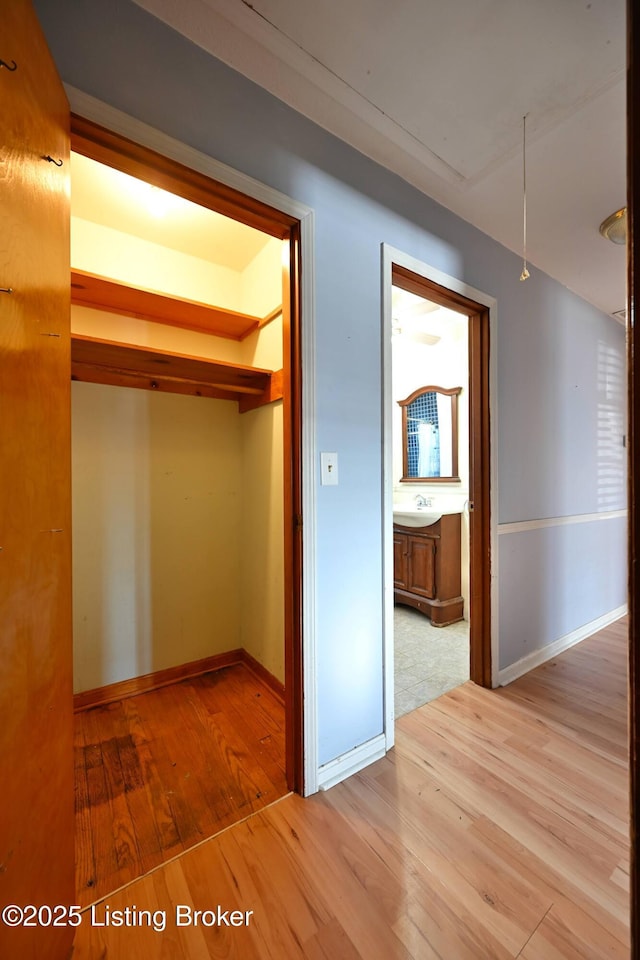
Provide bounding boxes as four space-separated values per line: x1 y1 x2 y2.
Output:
393 532 407 588
406 535 436 599
0 4 73 959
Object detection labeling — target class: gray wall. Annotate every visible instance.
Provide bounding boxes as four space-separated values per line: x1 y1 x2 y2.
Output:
36 0 627 767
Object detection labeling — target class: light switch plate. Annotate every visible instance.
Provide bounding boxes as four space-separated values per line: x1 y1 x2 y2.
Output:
320 452 338 485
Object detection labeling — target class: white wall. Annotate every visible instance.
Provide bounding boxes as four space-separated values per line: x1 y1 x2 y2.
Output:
71 303 245 363
239 401 285 682
72 218 283 323
239 239 285 683
240 238 289 683
72 381 243 692
71 223 285 692
72 217 242 311
240 237 283 320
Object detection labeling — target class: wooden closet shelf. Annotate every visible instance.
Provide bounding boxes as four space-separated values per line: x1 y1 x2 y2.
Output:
71 269 263 341
71 334 278 404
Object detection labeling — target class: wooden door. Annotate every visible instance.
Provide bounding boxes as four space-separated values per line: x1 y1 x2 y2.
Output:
393 532 408 588
0 3 74 959
407 535 436 599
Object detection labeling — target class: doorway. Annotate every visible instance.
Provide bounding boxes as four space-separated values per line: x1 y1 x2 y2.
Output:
391 287 471 715
382 246 496 742
69 116 306 899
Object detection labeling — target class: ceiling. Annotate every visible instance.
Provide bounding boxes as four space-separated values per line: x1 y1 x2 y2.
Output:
392 288 467 346
70 151 271 271
134 0 627 318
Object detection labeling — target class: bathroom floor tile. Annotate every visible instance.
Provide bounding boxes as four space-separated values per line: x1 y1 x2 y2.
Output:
394 607 469 718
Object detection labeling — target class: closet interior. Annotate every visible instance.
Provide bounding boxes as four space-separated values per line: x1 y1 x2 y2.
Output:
69 151 289 904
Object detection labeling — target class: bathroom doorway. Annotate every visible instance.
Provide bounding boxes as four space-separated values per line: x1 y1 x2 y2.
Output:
391 288 471 715
382 247 495 738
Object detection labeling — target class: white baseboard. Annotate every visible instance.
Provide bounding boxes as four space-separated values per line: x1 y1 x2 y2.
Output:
497 604 628 687
317 734 386 792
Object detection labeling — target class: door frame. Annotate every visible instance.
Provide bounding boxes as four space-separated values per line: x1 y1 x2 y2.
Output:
66 86 318 794
381 244 498 746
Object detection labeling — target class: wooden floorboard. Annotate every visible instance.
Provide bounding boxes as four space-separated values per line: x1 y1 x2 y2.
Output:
72 619 629 958
74 663 288 906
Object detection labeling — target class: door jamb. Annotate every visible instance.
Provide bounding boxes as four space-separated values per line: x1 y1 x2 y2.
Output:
381 245 498 748
66 87 318 795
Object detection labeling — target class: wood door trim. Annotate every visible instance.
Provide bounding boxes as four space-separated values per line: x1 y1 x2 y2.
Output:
70 116 305 793
392 265 492 687
71 114 296 237
283 222 304 792
468 306 492 686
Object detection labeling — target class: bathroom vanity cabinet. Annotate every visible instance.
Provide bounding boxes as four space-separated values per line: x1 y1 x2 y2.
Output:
393 513 464 626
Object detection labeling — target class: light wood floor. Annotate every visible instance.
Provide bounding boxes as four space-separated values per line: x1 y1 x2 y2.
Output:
72 619 629 959
74 663 287 906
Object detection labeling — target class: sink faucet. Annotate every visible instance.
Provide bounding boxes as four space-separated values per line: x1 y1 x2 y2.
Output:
415 494 433 509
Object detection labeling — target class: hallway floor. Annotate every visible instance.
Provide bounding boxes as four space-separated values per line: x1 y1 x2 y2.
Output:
72 618 629 958
394 606 469 716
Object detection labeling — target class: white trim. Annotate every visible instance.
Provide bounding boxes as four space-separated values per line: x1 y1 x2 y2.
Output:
498 509 627 536
317 735 386 791
497 604 628 686
381 253 395 750
65 86 320 796
381 245 500 755
299 211 319 796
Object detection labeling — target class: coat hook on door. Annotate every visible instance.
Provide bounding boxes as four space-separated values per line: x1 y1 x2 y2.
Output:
0 58 17 71
44 155 63 167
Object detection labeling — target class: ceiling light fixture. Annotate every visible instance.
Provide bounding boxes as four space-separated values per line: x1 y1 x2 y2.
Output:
125 176 184 217
599 208 627 245
144 184 184 218
520 114 530 282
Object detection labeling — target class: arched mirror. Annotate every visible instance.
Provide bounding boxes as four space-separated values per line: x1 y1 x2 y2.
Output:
398 385 462 482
